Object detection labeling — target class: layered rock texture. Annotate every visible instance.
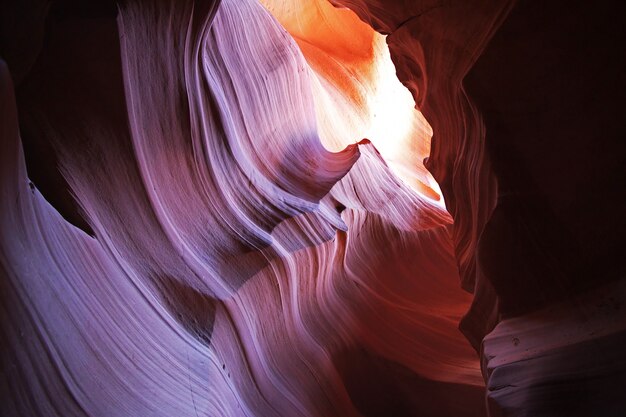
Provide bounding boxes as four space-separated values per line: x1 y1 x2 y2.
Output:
1 0 625 416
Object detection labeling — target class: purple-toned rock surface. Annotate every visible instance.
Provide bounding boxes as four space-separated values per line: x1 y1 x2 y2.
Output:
1 0 625 416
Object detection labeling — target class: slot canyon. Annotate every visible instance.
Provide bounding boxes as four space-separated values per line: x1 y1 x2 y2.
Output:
1 0 625 416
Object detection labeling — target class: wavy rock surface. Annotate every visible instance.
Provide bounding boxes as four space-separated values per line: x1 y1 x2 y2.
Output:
333 0 514 346
0 0 487 416
3 0 625 415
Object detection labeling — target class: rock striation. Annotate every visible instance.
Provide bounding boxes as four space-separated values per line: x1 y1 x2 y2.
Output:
1 0 625 416
1 0 485 415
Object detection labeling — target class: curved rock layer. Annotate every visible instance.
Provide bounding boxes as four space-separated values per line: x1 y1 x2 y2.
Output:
2 0 625 415
1 0 485 416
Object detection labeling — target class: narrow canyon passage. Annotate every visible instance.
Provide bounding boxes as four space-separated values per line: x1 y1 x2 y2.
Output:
1 0 625 416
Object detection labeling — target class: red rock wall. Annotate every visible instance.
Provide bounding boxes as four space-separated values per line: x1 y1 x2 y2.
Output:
333 0 626 415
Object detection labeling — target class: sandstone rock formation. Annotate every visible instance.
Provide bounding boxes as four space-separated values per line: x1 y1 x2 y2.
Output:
333 0 626 415
1 0 625 416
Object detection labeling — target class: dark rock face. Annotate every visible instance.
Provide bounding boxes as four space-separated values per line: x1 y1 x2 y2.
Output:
471 2 626 414
333 0 626 415
467 0 626 316
335 348 486 417
15 2 123 236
